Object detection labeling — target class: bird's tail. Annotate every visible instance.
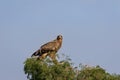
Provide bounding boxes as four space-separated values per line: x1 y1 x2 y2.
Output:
31 49 41 57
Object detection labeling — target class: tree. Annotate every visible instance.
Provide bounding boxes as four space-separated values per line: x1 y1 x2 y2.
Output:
24 54 120 80
77 65 107 80
24 56 75 80
77 65 120 80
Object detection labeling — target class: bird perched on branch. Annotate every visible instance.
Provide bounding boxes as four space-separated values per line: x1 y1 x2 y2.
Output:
31 35 63 61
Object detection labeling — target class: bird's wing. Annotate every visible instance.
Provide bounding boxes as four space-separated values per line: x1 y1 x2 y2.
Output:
31 49 41 57
41 41 57 51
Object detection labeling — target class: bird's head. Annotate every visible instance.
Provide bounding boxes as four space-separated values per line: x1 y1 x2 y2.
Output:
57 35 63 40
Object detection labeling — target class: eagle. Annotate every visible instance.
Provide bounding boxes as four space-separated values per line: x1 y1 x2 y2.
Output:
31 35 63 61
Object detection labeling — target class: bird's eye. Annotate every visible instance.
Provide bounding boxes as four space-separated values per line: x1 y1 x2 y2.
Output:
57 35 62 40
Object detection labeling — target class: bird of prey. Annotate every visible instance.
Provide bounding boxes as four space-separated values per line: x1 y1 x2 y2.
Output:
31 35 63 61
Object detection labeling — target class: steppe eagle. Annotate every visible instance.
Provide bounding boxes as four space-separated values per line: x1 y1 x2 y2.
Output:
31 35 63 61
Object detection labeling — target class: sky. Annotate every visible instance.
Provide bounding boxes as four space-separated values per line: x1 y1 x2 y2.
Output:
0 0 120 80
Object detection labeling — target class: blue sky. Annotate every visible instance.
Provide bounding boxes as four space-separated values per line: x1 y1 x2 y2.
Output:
0 0 120 80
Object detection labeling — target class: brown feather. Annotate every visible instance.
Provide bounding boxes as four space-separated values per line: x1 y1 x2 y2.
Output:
31 35 63 60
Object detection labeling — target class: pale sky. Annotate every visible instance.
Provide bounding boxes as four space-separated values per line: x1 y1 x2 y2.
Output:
0 0 120 80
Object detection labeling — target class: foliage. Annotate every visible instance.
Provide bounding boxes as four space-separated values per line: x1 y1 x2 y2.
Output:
77 65 120 80
77 65 108 80
24 55 120 80
24 56 75 80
